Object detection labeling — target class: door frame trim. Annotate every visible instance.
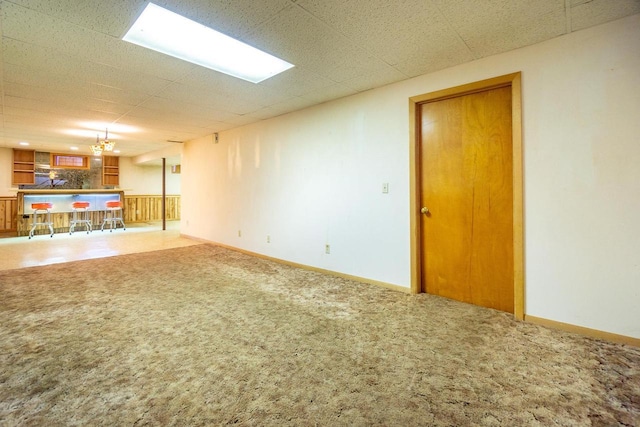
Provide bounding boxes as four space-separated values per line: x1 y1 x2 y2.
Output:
408 72 524 320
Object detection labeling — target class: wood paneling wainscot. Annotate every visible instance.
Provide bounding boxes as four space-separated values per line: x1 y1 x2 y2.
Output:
123 195 180 223
10 193 180 236
0 197 18 233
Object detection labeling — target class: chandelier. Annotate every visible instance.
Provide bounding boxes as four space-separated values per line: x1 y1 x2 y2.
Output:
90 129 115 156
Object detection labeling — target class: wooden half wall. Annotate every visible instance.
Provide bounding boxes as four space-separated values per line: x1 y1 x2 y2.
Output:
123 195 180 223
1 194 180 236
0 197 18 233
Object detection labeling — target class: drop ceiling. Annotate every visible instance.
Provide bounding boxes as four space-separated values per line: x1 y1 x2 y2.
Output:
1 0 638 160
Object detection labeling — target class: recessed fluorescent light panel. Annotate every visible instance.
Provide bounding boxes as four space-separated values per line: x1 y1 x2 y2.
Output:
123 3 294 83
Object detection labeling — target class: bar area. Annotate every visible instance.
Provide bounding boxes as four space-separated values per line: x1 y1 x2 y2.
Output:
17 190 125 237
2 148 181 238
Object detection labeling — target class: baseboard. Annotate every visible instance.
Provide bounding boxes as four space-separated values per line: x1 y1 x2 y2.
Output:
180 234 411 294
181 233 210 244
525 315 640 347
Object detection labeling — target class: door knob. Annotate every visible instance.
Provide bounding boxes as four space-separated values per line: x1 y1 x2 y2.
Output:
421 207 430 214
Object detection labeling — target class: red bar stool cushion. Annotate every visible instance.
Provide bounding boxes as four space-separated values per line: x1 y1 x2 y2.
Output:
101 200 126 232
32 202 53 210
72 201 90 209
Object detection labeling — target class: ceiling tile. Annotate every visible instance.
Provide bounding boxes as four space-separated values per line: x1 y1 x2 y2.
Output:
299 84 358 105
7 0 147 37
246 4 395 83
154 0 292 41
341 66 409 93
296 0 466 69
257 66 337 98
138 96 238 123
3 78 149 108
436 0 567 58
159 82 270 116
4 94 131 119
177 67 292 106
571 0 640 31
2 39 173 95
2 1 196 81
245 96 319 121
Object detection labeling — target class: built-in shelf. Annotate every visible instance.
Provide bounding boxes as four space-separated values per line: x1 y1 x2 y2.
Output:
102 155 119 186
12 149 36 185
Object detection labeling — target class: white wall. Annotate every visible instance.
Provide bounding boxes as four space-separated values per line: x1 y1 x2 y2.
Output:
119 157 181 195
183 95 410 286
182 15 640 338
0 148 14 195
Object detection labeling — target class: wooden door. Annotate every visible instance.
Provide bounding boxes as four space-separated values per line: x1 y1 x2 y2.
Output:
419 86 514 313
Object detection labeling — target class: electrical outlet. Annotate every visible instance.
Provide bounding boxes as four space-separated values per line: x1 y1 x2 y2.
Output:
238 230 241 237
267 235 271 243
325 244 330 254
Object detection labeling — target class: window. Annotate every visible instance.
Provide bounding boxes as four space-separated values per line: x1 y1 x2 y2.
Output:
50 153 90 169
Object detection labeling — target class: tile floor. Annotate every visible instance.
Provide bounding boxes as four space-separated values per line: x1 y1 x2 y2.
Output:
0 221 200 271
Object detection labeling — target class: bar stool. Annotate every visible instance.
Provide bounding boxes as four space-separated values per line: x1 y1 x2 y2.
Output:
29 202 54 239
69 201 92 234
101 200 126 232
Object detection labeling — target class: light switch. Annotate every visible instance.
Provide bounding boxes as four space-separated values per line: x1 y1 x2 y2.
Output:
382 183 389 194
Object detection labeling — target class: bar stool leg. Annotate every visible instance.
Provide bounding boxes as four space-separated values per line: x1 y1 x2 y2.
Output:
101 209 109 231
101 203 125 232
47 211 54 237
84 210 93 233
70 207 92 234
29 208 54 239
101 208 116 232
70 209 77 234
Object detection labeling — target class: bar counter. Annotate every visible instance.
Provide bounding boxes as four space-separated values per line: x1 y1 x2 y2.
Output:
17 189 125 236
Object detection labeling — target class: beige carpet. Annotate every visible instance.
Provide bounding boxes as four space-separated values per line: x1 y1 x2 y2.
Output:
1 244 638 426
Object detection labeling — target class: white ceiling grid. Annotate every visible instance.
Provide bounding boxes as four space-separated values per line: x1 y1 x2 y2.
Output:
0 0 638 158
